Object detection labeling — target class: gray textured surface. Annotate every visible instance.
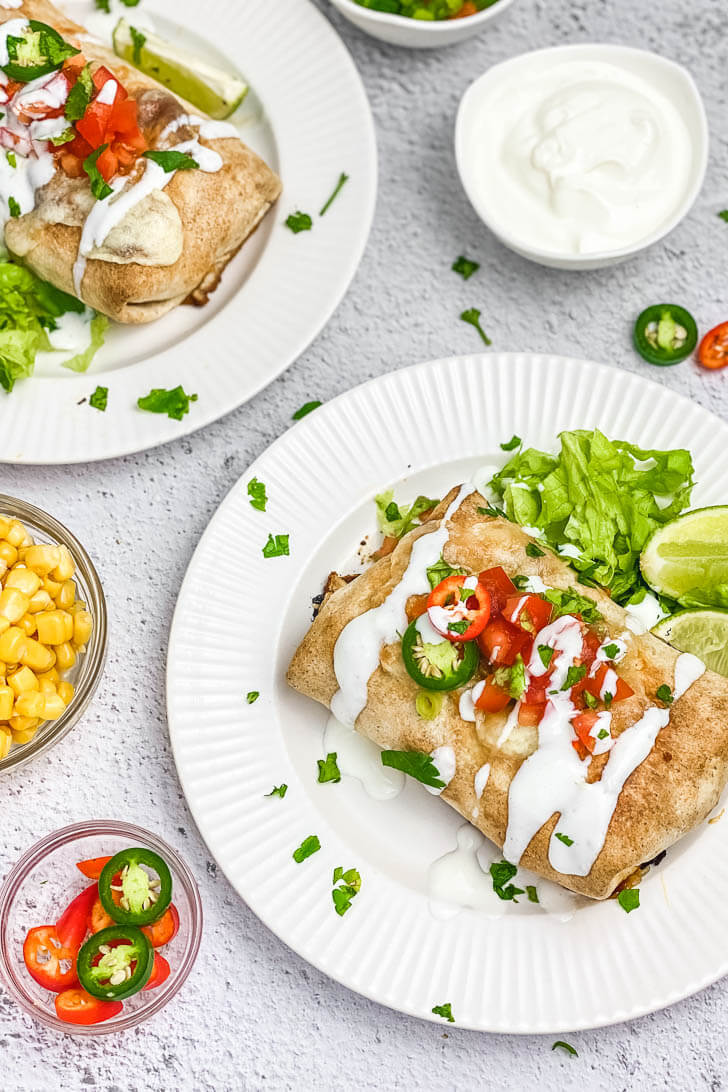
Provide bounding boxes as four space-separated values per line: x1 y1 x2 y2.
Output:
3 0 728 1088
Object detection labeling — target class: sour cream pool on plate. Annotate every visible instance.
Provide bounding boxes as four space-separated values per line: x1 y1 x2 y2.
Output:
456 45 708 270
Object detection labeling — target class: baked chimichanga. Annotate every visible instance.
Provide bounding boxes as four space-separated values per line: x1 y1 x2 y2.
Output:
287 485 728 899
1 0 281 323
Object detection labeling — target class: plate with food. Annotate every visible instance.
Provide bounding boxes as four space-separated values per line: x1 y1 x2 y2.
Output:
0 0 376 463
167 352 728 1032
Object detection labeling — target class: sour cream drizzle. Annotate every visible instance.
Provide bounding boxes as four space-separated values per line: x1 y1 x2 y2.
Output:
330 484 474 726
674 652 705 700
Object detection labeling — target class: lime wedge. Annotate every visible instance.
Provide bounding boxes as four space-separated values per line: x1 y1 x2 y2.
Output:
113 18 248 120
640 506 728 606
653 610 728 676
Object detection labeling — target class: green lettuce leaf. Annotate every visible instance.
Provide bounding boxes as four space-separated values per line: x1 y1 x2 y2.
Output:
62 314 108 373
374 491 440 540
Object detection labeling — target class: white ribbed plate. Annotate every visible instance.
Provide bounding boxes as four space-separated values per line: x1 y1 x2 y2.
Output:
168 354 728 1033
0 0 376 464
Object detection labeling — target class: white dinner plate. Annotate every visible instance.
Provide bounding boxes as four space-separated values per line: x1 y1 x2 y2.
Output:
0 0 377 464
167 353 728 1033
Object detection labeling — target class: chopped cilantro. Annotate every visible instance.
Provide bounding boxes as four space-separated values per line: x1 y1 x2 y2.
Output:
285 211 312 234
432 1002 455 1022
137 385 197 420
500 434 521 451
265 784 287 799
292 835 320 863
83 145 113 200
426 557 466 590
477 503 505 518
129 24 146 65
719 211 728 223
292 400 321 420
381 750 445 789
552 1041 578 1057
247 477 267 512
120 0 142 6
490 860 524 901
656 684 673 705
262 533 289 558
555 832 574 847
597 728 609 739
452 255 479 280
526 885 539 903
512 575 529 591
602 643 620 659
5 150 16 168
332 865 361 916
246 691 259 704
89 385 108 412
561 665 587 691
8 196 21 219
144 149 198 172
319 172 349 216
583 691 598 709
448 620 469 635
460 307 491 346
65 63 93 123
317 752 341 784
94 0 111 9
617 888 640 913
526 542 545 558
603 691 613 710
538 645 554 669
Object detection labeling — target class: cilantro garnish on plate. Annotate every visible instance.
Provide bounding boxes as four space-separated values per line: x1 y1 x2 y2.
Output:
555 832 574 847
246 691 259 704
460 307 492 346
380 750 445 789
247 477 267 512
292 401 321 420
285 211 312 234
265 784 287 799
8 196 21 218
490 860 524 902
617 888 640 913
137 386 197 420
526 885 539 903
656 684 673 705
452 255 479 280
262 533 289 558
552 1040 578 1057
718 211 728 223
332 866 361 916
500 434 521 451
432 1002 455 1022
83 145 114 200
602 643 620 659
89 385 108 412
320 172 349 216
317 752 341 784
144 149 199 173
293 835 320 863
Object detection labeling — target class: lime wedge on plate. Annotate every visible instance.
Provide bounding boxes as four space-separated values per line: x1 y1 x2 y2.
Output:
113 18 248 120
653 610 728 676
641 506 728 606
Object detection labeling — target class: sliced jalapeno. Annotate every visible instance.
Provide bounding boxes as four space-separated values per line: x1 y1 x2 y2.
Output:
99 848 173 927
2 21 80 83
634 304 698 366
76 925 154 1001
401 618 478 691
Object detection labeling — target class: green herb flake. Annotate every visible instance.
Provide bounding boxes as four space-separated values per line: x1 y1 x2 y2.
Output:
285 210 313 234
602 643 620 659
331 865 361 916
656 684 674 705
265 784 287 799
83 144 114 201
129 24 146 64
320 172 349 216
538 645 554 669
65 62 93 123
526 542 545 558
137 385 197 420
293 835 321 863
555 832 574 847
144 149 198 172
552 1040 578 1057
247 477 267 512
8 196 21 219
5 150 16 168
490 860 524 902
246 691 259 704
477 503 505 518
262 533 290 559
381 750 445 790
452 255 479 280
526 885 539 903
512 575 529 591
617 888 640 913
500 434 521 452
603 691 614 710
583 691 598 710
89 385 108 412
718 210 728 223
292 400 321 420
448 619 469 636
432 1002 455 1023
460 307 492 346
94 0 111 10
561 665 587 691
597 728 609 739
317 752 341 784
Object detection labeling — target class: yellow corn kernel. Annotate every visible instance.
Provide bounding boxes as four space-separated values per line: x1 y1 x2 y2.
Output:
35 611 69 646
11 722 39 743
18 614 36 638
0 626 25 663
37 667 59 685
24 544 60 576
20 638 55 673
0 541 18 567
42 576 62 599
41 693 65 720
0 726 11 759
57 680 74 705
0 515 10 539
0 618 9 637
14 691 45 719
0 685 13 719
0 587 30 624
51 546 75 583
55 580 76 611
38 677 56 696
5 520 28 548
72 611 93 647
4 567 41 597
27 589 53 614
8 666 38 696
54 642 76 672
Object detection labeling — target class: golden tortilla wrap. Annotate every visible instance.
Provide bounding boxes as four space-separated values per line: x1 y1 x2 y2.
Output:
287 487 728 899
2 0 281 323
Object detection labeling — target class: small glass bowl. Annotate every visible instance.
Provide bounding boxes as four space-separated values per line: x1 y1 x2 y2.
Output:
0 821 203 1035
0 495 108 774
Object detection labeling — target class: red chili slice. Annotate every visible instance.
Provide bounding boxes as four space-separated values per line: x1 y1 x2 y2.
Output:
23 926 79 992
698 321 728 370
55 987 122 1025
56 883 98 951
426 575 491 642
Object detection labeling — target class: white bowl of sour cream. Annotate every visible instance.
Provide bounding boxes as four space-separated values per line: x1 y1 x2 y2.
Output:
455 45 709 269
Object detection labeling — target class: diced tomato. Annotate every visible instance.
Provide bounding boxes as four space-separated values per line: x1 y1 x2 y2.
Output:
63 54 87 77
143 953 171 991
477 567 518 614
76 856 113 880
95 144 118 182
23 926 79 992
477 616 532 667
56 883 97 951
504 594 553 634
108 97 139 140
92 66 128 101
580 630 602 668
582 663 634 704
475 676 511 713
55 988 122 1026
142 904 180 948
523 667 554 705
451 0 478 15
572 739 590 761
518 702 546 727
65 133 93 160
76 99 114 148
572 710 599 754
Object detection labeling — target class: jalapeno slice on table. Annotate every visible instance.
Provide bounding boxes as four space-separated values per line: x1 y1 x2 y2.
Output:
401 618 478 691
98 848 172 926
634 304 698 365
76 925 154 1001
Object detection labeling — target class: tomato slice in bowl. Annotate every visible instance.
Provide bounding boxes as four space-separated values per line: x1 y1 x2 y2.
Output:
55 987 123 1026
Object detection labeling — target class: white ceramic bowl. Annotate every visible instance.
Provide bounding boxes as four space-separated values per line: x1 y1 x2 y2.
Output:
328 0 516 49
455 44 709 270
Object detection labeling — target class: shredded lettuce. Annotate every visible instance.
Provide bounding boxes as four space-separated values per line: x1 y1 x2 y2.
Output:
0 261 106 391
489 429 694 604
374 491 440 540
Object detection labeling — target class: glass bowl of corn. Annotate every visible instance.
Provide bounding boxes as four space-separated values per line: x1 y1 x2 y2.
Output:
0 496 107 774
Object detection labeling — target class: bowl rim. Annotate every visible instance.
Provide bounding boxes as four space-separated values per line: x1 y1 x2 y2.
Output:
454 42 710 265
0 495 108 775
329 0 516 34
0 820 203 1035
